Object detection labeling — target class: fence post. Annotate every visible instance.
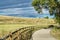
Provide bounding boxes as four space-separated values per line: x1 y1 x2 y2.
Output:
17 31 20 40
0 39 4 40
9 32 12 40
0 27 35 40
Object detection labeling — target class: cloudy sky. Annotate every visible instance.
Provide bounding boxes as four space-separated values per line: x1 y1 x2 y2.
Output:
0 0 54 18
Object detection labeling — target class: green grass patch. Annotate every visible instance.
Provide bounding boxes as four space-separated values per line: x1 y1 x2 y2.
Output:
51 27 60 40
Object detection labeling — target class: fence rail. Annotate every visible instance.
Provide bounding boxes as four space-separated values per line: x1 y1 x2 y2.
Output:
0 26 34 40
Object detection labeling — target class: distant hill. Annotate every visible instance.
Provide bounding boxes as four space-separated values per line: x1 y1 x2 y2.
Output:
0 15 56 24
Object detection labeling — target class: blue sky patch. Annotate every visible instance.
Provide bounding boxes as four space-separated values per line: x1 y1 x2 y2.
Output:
0 0 54 18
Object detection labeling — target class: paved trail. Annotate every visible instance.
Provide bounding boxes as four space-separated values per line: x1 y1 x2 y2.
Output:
31 29 56 40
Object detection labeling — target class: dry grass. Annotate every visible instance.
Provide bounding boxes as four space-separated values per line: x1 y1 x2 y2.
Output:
0 15 57 38
0 16 56 24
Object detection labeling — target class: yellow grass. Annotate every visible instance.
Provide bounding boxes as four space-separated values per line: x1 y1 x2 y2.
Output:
0 15 57 37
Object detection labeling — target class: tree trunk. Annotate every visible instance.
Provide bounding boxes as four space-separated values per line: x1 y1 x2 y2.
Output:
56 7 60 15
55 7 60 24
56 3 60 17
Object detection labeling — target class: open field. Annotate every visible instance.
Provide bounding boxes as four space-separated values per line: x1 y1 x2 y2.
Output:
0 15 57 38
0 24 34 37
0 15 56 24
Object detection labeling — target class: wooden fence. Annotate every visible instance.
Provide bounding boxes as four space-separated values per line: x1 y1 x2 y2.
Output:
0 26 34 40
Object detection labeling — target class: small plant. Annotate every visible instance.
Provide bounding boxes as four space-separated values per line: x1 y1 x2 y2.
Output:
44 16 49 19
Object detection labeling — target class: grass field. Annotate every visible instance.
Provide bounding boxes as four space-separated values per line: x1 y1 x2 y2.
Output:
0 24 35 37
0 15 57 38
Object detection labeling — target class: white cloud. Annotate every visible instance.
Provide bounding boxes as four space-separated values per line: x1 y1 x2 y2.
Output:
0 7 37 15
0 7 54 18
0 3 31 8
42 8 49 14
0 7 50 15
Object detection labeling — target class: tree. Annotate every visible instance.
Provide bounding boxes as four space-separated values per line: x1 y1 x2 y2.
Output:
32 0 60 24
44 16 49 19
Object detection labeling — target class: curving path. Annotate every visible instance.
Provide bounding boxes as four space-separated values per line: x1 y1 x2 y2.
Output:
31 29 56 40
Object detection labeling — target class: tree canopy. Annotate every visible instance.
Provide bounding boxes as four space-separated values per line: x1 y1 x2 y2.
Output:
32 0 60 24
